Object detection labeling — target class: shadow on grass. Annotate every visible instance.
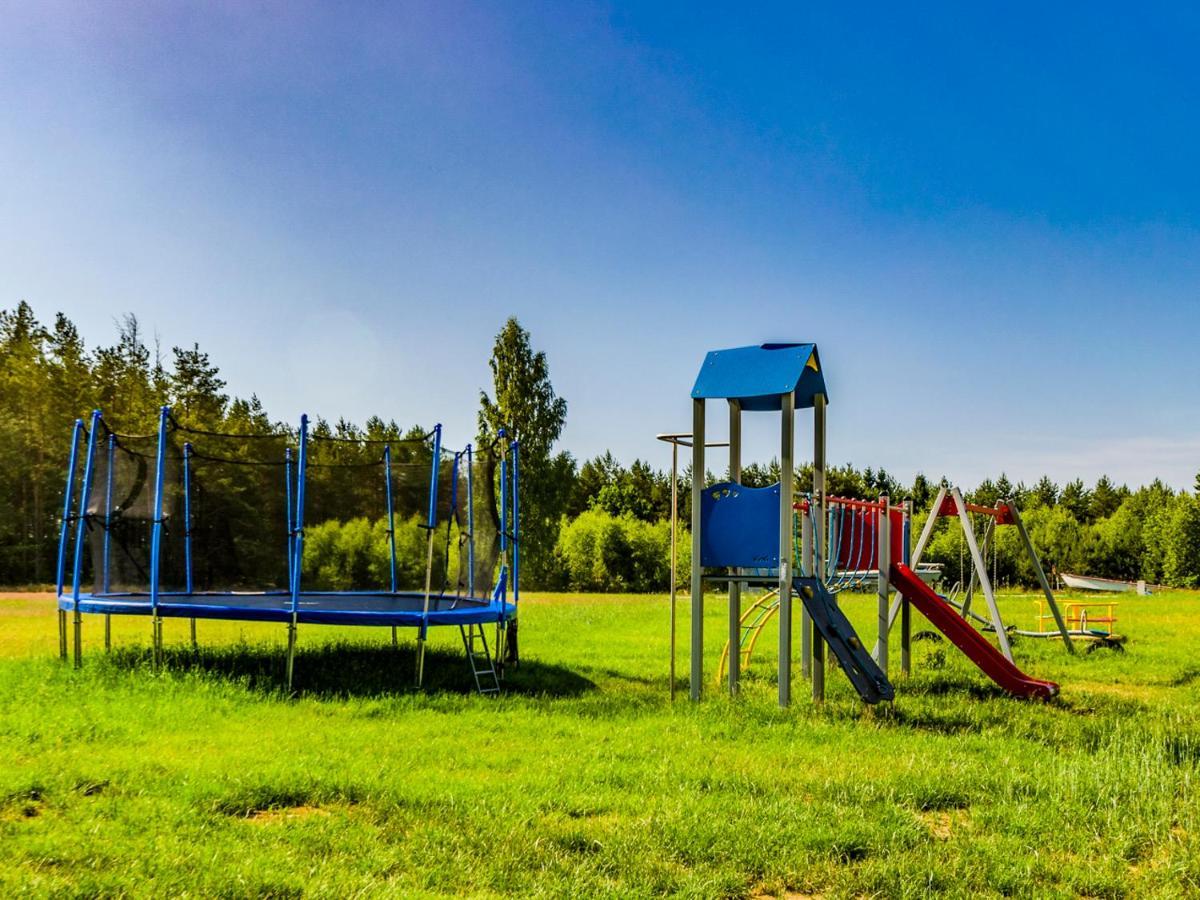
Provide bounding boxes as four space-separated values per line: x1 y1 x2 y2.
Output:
101 641 596 699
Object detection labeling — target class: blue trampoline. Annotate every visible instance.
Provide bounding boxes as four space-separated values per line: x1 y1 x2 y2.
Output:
55 407 520 693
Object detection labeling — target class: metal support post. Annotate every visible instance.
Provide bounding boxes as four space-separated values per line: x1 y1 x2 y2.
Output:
669 438 678 700
901 500 912 676
876 495 890 674
801 510 813 678
690 399 705 701
811 394 826 703
952 488 1013 661
777 393 796 707
727 400 742 697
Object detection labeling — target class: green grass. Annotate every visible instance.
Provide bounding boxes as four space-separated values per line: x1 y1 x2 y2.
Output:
2 588 1200 897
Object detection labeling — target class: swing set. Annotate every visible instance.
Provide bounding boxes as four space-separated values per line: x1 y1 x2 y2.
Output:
882 485 1080 663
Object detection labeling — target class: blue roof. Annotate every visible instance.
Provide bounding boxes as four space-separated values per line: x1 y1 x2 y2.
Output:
691 343 828 411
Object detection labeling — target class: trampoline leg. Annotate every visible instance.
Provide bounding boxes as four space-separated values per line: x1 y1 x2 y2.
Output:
73 611 82 669
58 610 67 661
496 622 508 679
285 620 297 693
190 618 197 650
105 614 111 652
415 636 426 687
391 626 398 649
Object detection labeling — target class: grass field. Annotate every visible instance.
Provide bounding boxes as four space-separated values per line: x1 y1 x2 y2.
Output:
2 588 1199 898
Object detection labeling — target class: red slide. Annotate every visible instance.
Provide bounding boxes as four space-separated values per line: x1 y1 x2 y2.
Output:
889 564 1059 699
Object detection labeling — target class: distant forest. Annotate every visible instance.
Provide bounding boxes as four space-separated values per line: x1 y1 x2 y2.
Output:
3 301 1199 592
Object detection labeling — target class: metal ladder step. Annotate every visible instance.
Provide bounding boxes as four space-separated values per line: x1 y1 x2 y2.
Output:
460 623 500 695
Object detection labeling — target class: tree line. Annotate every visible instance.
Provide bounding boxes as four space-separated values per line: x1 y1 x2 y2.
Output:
3 301 1199 593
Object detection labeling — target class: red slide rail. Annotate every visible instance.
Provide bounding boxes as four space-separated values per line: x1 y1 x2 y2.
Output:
888 563 1059 699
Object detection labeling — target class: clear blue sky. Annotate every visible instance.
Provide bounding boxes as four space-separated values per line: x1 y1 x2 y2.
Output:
3 3 1199 489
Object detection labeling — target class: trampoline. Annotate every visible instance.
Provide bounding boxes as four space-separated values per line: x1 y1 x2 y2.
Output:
55 407 520 693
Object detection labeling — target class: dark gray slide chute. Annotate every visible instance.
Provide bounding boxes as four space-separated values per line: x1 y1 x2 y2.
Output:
793 577 894 704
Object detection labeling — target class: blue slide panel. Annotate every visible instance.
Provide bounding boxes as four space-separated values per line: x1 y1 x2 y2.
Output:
700 481 781 568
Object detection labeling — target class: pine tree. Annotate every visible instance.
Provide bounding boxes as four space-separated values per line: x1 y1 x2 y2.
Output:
1090 475 1124 521
170 343 228 425
1029 476 1058 508
909 473 935 510
994 473 1014 503
569 453 619 517
973 478 1000 508
1059 479 1092 522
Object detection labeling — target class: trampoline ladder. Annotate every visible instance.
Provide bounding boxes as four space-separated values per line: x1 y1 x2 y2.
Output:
460 623 500 695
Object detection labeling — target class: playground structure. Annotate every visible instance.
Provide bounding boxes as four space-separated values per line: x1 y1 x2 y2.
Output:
685 342 893 706
55 407 519 693
715 494 914 685
678 342 1069 707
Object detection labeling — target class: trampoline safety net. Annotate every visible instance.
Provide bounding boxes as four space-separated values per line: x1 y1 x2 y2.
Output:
69 412 507 603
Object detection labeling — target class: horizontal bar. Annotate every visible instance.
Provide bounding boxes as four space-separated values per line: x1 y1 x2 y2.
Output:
795 495 888 512
655 433 730 449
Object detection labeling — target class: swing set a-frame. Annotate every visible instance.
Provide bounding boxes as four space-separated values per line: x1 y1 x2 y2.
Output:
883 485 1075 664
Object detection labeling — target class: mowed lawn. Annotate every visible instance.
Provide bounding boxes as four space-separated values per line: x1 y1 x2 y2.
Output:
2 588 1200 898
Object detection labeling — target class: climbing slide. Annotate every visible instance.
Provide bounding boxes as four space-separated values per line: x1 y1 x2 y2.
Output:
792 577 894 704
888 563 1059 699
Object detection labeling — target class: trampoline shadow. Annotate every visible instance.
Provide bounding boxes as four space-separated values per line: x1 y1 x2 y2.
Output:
102 641 597 699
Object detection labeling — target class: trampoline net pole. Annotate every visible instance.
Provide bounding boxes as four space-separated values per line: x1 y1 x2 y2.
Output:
72 410 102 668
416 424 442 687
56 418 84 662
55 419 84 600
287 414 309 691
466 444 475 600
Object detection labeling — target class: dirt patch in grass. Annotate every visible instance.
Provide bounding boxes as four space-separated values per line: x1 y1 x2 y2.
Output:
0 788 46 822
244 805 331 825
917 808 971 840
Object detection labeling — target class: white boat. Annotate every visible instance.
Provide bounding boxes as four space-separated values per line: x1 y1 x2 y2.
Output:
1059 572 1158 594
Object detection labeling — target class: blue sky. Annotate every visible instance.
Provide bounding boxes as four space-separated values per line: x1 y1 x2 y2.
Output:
3 3 1199 489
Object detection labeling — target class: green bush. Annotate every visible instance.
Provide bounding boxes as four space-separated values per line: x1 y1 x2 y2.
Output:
555 509 687 593
297 489 1200 595
301 514 455 593
1162 496 1200 588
